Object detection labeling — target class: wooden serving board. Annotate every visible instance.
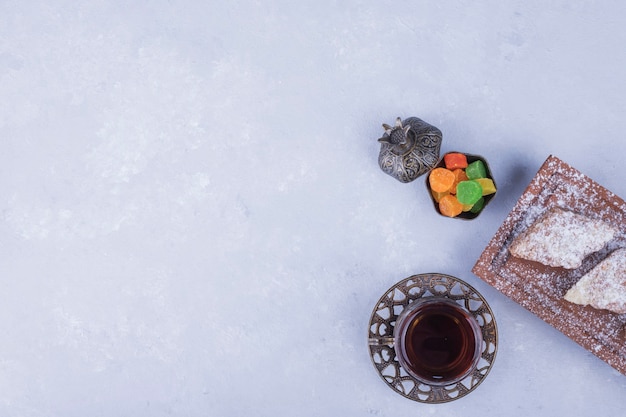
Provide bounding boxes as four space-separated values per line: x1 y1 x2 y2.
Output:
473 155 626 375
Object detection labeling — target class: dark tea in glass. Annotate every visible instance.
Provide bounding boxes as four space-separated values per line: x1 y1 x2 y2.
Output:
394 297 482 385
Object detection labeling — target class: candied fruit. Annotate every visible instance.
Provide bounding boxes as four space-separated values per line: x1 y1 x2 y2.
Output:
466 160 487 179
439 194 464 217
450 168 468 195
456 180 483 205
431 189 449 203
469 197 485 213
475 178 496 195
429 167 455 193
444 152 468 170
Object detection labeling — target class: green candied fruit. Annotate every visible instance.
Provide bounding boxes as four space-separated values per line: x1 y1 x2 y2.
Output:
466 160 487 179
469 196 485 213
456 180 482 205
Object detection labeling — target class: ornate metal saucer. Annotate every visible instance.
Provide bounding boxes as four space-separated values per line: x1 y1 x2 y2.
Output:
367 273 498 403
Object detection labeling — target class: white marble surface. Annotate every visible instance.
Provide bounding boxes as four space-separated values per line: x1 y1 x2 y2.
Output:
2 1 626 415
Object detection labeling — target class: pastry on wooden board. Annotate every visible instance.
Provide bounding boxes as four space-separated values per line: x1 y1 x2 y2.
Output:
508 207 617 269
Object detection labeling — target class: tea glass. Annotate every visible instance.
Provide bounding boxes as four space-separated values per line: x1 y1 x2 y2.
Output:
388 297 483 386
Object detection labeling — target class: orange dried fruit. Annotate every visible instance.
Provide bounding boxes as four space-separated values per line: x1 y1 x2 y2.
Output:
428 167 455 193
438 194 464 217
450 168 468 195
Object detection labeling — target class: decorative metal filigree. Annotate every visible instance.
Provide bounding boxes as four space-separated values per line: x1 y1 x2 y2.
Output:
377 117 442 183
368 273 498 403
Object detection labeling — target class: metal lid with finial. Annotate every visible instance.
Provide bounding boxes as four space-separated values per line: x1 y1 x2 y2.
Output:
377 117 442 183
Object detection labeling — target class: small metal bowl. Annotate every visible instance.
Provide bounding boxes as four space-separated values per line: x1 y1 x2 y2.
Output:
425 151 497 220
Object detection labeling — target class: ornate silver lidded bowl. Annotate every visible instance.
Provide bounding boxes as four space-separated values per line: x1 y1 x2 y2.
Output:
378 117 443 183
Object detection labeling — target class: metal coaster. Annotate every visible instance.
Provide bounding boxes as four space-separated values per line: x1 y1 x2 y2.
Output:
368 273 498 403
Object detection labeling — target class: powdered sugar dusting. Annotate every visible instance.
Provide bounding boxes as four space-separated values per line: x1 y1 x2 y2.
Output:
509 207 618 269
564 248 626 314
